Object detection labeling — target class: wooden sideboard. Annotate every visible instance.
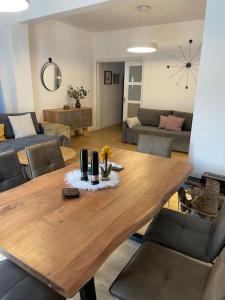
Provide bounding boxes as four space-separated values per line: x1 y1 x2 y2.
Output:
43 107 92 136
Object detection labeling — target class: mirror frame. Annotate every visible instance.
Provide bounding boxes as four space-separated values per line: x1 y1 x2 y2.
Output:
41 58 62 92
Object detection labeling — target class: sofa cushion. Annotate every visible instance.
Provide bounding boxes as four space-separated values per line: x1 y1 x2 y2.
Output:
0 134 59 153
172 111 193 131
128 125 190 152
165 115 185 132
138 109 172 127
8 113 37 139
159 115 169 129
127 116 141 128
0 112 40 139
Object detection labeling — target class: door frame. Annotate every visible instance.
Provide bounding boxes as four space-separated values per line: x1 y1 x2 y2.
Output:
94 57 143 130
123 60 144 121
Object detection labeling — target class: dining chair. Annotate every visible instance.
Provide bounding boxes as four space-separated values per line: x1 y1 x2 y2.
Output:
0 149 26 192
0 259 65 300
110 241 225 300
26 140 65 178
143 204 225 263
137 134 173 158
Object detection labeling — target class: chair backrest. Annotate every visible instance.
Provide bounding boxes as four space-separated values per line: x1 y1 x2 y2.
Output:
26 140 65 178
202 248 225 300
208 205 225 261
137 134 172 158
0 150 26 192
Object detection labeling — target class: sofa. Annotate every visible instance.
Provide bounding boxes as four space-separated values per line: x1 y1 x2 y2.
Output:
0 112 59 153
122 108 193 153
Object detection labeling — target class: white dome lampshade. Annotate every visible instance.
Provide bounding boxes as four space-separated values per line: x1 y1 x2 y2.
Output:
127 41 157 54
0 0 29 12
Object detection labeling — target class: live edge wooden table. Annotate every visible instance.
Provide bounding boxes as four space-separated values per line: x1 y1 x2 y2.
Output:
0 149 192 299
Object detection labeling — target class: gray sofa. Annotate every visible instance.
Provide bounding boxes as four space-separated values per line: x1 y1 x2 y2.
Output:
0 112 58 153
122 108 193 153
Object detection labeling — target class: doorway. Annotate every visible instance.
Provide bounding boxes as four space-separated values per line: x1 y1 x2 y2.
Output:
97 62 125 129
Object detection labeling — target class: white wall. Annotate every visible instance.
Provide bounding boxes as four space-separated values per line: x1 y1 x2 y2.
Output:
0 18 18 113
98 62 124 127
29 20 93 121
94 20 204 113
11 23 35 112
0 0 108 117
189 0 225 177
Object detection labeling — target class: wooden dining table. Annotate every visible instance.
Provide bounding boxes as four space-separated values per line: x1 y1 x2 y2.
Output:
0 148 192 299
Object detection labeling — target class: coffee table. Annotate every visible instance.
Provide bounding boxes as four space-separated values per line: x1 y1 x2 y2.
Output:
17 146 76 165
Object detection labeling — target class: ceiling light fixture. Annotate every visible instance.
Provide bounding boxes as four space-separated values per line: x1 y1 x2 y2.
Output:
126 4 157 54
137 4 151 11
0 0 29 12
127 41 157 53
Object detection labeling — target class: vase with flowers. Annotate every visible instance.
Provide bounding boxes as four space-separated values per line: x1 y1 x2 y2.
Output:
100 145 112 181
67 85 89 109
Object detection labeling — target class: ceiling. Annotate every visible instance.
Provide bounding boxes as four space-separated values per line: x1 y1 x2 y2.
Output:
58 0 206 32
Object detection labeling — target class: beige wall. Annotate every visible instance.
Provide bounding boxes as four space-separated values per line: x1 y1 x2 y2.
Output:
98 62 124 128
29 20 94 121
94 20 205 113
189 0 225 177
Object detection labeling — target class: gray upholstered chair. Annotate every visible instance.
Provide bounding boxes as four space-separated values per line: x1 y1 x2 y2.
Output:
26 140 65 178
137 134 173 158
0 260 65 300
144 205 225 263
110 241 225 300
0 150 26 192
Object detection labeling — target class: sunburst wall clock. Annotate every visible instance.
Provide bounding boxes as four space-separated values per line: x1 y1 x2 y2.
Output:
166 39 202 90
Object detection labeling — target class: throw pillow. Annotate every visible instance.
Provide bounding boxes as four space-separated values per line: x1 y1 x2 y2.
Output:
8 113 37 139
165 115 185 132
127 116 141 128
159 115 170 129
0 124 5 141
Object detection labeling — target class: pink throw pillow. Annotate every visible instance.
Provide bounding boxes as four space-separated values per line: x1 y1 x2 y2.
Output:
165 115 185 132
159 115 169 129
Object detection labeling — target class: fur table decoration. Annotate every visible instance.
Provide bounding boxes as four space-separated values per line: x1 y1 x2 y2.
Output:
65 169 120 191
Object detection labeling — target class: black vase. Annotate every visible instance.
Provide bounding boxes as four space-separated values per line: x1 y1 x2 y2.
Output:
75 100 81 109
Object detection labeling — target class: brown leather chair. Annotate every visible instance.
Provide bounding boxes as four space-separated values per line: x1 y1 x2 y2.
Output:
0 150 26 192
137 134 173 158
26 140 65 178
110 241 225 300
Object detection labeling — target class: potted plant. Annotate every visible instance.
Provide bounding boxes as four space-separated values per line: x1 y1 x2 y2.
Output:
67 85 89 108
100 145 112 181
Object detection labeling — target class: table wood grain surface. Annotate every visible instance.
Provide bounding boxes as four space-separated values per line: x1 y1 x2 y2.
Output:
0 148 192 297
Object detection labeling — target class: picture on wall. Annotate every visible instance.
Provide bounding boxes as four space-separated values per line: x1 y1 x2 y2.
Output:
104 71 112 85
113 73 120 84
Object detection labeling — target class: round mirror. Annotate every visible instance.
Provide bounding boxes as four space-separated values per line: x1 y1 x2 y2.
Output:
41 58 62 92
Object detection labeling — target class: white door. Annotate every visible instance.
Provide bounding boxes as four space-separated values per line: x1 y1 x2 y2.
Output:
123 61 143 121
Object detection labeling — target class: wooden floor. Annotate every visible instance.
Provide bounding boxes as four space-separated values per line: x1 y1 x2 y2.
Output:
0 125 188 300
